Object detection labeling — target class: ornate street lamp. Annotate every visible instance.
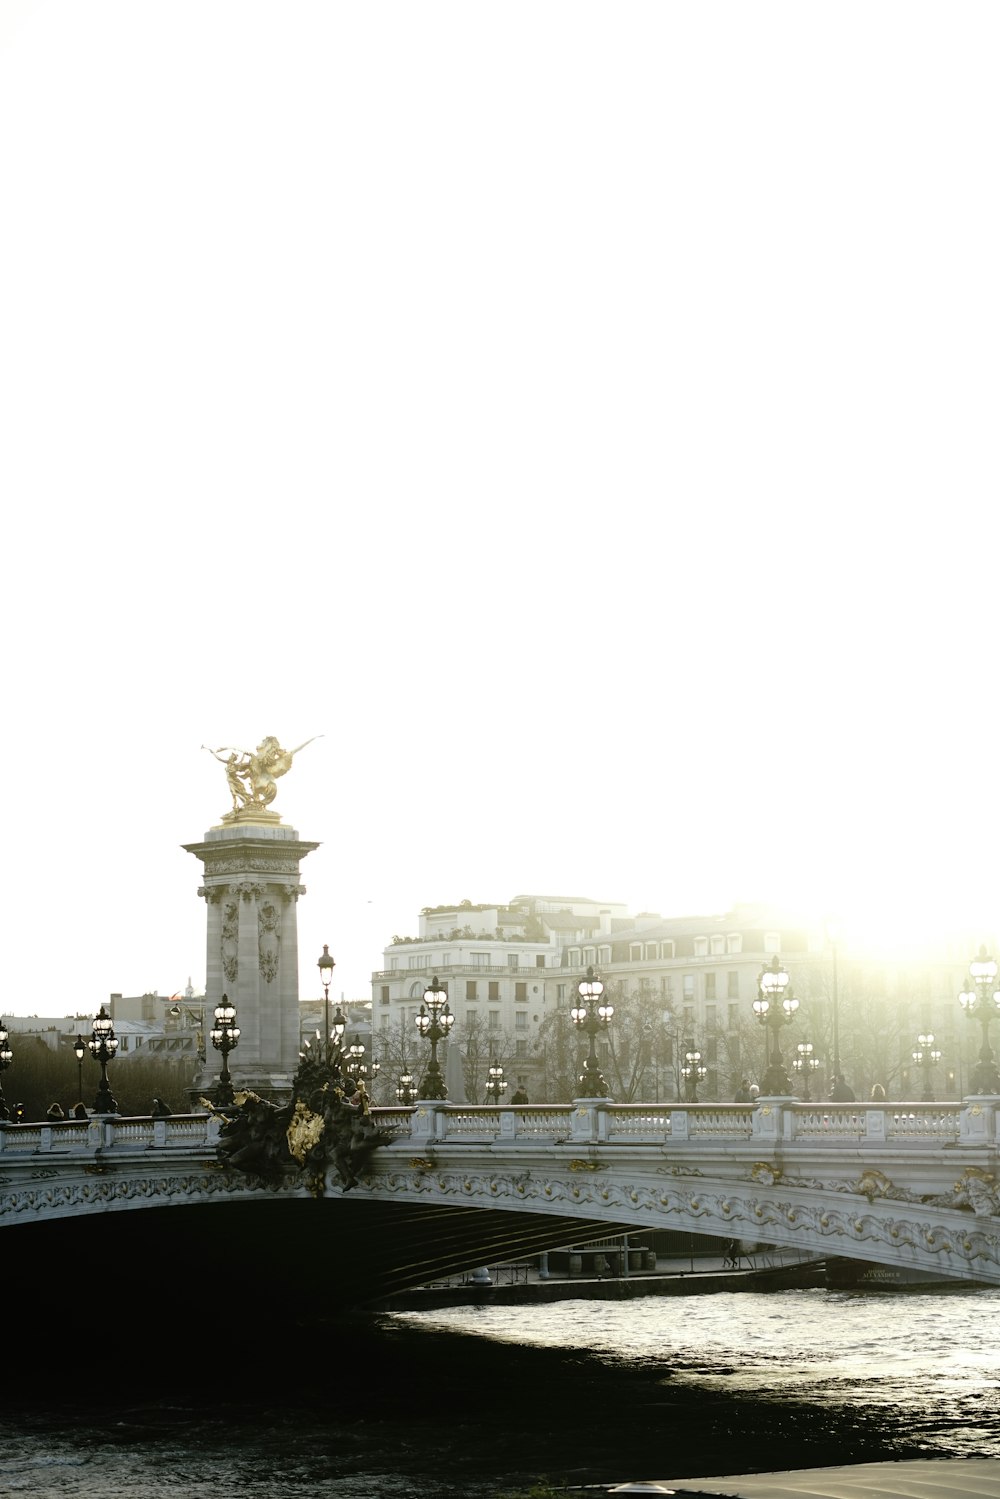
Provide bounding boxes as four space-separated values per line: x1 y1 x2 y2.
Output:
912 1031 942 1102
210 994 241 1106
959 947 1000 1094
570 966 614 1098
414 976 454 1099
0 1019 12 1121
680 1045 707 1103
73 1034 86 1107
317 943 336 1045
485 1056 507 1104
791 1040 820 1102
752 956 799 1095
88 1005 119 1114
396 1063 415 1105
346 1034 368 1081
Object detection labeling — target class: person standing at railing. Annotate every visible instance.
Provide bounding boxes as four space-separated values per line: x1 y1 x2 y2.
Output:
829 1074 856 1102
734 1078 752 1103
511 1086 529 1104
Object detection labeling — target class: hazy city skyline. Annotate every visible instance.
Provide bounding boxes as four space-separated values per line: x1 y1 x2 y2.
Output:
3 3 998 1015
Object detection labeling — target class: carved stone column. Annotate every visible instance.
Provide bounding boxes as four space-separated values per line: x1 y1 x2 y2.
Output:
183 820 319 1102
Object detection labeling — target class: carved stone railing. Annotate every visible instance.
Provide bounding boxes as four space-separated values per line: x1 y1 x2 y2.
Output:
0 1096 995 1159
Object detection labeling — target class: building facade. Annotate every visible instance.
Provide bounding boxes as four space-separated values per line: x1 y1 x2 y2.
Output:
371 895 999 1104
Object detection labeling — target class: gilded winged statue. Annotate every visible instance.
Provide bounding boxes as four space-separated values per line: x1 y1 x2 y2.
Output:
203 735 321 813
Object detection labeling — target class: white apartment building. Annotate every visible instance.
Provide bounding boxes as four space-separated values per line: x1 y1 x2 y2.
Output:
371 895 628 1086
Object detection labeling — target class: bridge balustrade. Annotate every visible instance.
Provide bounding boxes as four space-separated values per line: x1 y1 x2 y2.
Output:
0 1097 996 1158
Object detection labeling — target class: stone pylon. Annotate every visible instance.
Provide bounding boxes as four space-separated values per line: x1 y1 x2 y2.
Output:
183 808 319 1102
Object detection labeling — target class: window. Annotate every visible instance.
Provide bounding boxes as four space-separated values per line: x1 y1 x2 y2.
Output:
710 934 725 955
515 982 527 1002
515 1011 528 1029
583 947 595 967
390 956 399 971
661 975 674 998
466 1010 476 1028
599 945 611 966
488 981 500 1001
516 1039 528 1057
705 973 716 1000
508 954 520 970
557 983 566 1001
727 972 740 999
408 982 424 999
472 952 489 968
568 947 581 967
727 1003 739 1031
661 940 675 959
408 955 424 968
764 932 780 954
705 1004 717 1031
630 943 643 961
683 974 694 1000
380 1013 390 1030
380 986 390 1005
694 937 708 957
645 943 658 961
489 1011 500 1030
536 954 546 967
727 933 742 954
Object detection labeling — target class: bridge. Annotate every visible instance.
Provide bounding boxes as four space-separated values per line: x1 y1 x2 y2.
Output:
4 1097 1000 1313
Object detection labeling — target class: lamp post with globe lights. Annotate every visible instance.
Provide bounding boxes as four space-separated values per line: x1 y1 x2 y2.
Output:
681 1045 707 1102
792 1040 820 1102
959 948 1000 1095
485 1056 507 1104
752 956 799 1095
414 976 454 1100
912 1032 942 1102
346 1034 367 1080
88 1005 119 1114
570 966 614 1098
0 1020 12 1120
73 1035 86 1108
210 994 241 1106
396 1062 415 1105
317 944 336 1047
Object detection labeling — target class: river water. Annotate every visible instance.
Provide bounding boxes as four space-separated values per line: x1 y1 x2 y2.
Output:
5 1285 999 1497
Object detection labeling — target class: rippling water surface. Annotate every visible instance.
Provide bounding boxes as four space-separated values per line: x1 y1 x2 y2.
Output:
4 1286 999 1497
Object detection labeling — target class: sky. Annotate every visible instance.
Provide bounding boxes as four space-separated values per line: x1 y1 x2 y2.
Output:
2 2 999 1017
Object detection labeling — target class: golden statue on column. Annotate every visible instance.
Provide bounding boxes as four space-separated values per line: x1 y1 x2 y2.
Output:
203 735 321 819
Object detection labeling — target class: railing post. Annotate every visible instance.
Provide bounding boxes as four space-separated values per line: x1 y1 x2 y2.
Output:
752 1099 784 1140
499 1107 517 1140
960 1099 999 1144
571 1101 600 1143
411 1101 448 1142
865 1108 887 1143
669 1109 689 1141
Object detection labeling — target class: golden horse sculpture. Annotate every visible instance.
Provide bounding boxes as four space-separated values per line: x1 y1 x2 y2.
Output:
203 735 321 814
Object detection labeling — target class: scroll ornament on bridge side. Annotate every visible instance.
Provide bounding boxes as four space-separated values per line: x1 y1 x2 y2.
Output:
746 1160 1000 1216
